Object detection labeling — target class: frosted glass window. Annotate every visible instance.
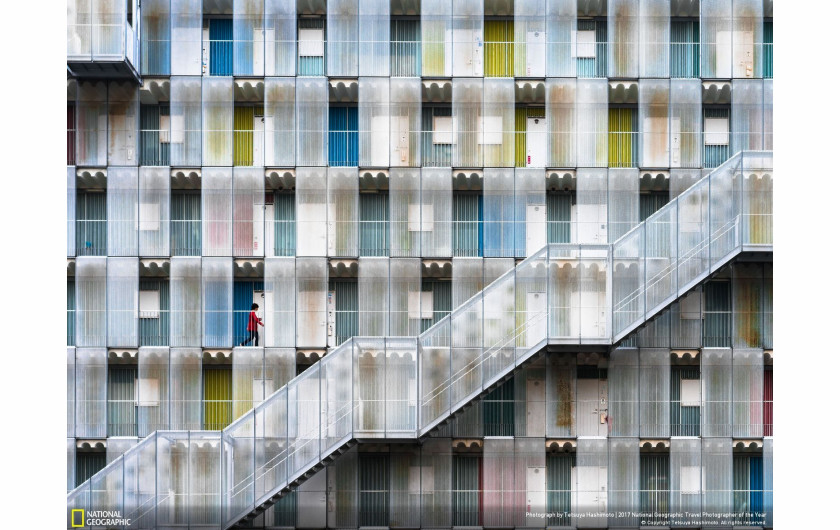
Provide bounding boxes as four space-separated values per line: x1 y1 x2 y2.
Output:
705 117 729 145
139 290 161 318
433 117 453 144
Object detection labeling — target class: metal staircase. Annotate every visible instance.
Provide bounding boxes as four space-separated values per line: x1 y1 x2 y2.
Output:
66 151 772 529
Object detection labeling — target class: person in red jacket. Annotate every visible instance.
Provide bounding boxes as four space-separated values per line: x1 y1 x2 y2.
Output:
240 303 264 346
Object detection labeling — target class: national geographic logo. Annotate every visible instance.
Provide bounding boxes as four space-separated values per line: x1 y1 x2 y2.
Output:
70 509 131 527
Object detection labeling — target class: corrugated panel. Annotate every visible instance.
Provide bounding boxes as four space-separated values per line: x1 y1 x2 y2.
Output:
421 106 452 167
640 191 669 221
67 281 76 346
420 279 452 332
171 192 202 256
75 452 106 488
514 107 545 167
140 104 170 166
209 18 233 76
704 280 732 347
233 106 255 166
608 107 638 168
704 108 731 168
546 453 574 526
234 280 264 346
359 193 389 257
577 19 608 77
203 367 232 430
763 368 772 436
763 20 773 78
141 1 170 75
484 20 514 77
328 106 359 167
359 454 389 526
453 193 482 257
670 20 700 78
671 365 700 436
391 19 421 77
483 378 515 436
329 279 359 345
452 455 481 526
76 192 107 256
274 192 296 256
139 279 170 346
547 192 573 244
67 104 76 165
640 454 669 522
107 366 137 437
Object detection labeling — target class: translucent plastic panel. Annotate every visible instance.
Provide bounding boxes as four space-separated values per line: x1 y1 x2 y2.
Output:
669 79 703 169
709 155 740 263
732 348 763 437
732 79 764 153
742 152 773 246
386 338 417 436
255 385 288 498
575 438 609 526
67 167 76 257
296 168 328 256
223 412 256 523
390 447 422 527
546 0 575 76
139 167 170 256
171 0 202 75
203 78 233 166
764 438 773 527
327 168 359 257
264 258 295 347
482 270 515 382
677 179 709 285
671 168 702 199
354 338 386 435
137 347 169 435
296 78 328 166
390 78 421 167
608 169 639 243
265 1 296 76
77 82 108 166
419 317 451 428
155 431 188 524
67 348 75 437
548 247 579 340
453 78 483 167
232 347 264 418
516 168 546 256
546 78 576 167
170 257 202 347
702 438 733 519
483 438 516 527
483 169 515 257
288 368 321 475
107 437 139 464
639 0 669 77
702 348 732 437
580 252 610 340
733 0 764 78
421 168 453 257
264 78 296 167
576 169 608 244
640 80 669 168
763 80 772 150
327 0 359 76
107 167 138 256
733 263 763 348
452 257 483 308
75 348 107 438
421 0 452 77
390 168 421 257
609 438 640 525
358 258 389 336
141 0 171 75
296 257 327 347
89 458 123 521
202 167 233 256
359 0 390 75
609 349 639 436
76 257 107 347
264 347 295 391
202 257 233 347
638 348 669 436
645 200 678 310
107 257 138 347
67 0 92 59
358 78 390 167
483 79 515 167
608 0 639 78
576 79 608 167
107 82 138 165
514 0 546 77
670 438 702 526
320 343 352 451
701 0 733 78
234 0 265 76
420 439 452 527
67 438 76 491
389 258 421 337
452 0 484 76
91 0 125 58
232 168 264 257
169 76 203 166
189 433 222 526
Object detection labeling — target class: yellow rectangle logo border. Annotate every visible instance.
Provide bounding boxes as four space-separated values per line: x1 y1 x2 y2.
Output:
71 508 84 527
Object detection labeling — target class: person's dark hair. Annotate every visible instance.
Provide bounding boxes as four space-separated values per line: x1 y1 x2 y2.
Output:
251 303 259 310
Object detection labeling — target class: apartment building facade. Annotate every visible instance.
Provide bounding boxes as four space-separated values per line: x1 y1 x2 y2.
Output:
67 0 773 528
